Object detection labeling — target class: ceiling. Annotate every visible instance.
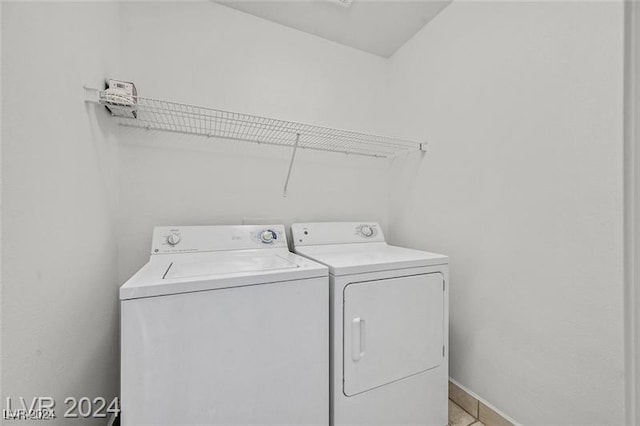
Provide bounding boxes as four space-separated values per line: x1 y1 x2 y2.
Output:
217 0 452 58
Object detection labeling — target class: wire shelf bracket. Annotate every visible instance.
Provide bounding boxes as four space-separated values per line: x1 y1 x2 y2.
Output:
84 85 427 195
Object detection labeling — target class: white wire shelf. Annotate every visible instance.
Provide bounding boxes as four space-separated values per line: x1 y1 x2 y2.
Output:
85 87 425 159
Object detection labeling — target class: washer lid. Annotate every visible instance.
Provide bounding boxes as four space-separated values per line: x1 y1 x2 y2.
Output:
294 243 448 276
165 252 299 280
120 249 327 300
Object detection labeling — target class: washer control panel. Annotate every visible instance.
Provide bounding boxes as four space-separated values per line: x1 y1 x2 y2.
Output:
151 225 287 254
292 222 385 246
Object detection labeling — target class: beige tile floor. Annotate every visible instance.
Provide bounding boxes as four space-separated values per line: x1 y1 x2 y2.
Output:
449 399 486 426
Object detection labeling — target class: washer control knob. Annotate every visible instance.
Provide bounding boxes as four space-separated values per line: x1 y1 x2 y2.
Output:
260 230 276 243
360 225 374 238
167 233 181 246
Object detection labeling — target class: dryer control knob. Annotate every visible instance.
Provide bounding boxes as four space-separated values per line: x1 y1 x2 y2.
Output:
260 230 275 243
360 225 374 237
167 233 181 246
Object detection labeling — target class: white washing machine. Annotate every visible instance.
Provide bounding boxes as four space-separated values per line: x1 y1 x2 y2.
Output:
120 225 329 426
291 222 449 426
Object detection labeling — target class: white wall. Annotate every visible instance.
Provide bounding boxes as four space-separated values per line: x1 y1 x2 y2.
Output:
0 0 4 407
386 1 625 424
116 2 392 281
624 1 640 423
1 3 120 424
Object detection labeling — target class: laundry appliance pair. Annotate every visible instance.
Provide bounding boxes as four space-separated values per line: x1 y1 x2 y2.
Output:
120 222 449 426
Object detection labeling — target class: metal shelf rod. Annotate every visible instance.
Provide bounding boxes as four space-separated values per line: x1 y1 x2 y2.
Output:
119 123 386 158
283 133 301 197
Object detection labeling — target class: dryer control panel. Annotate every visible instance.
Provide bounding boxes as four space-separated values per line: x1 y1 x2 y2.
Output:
151 225 287 254
291 222 385 246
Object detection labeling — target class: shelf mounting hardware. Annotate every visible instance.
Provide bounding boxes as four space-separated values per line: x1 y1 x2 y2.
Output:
283 133 300 198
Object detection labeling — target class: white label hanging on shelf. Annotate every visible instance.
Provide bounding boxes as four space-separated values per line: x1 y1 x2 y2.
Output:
100 79 138 119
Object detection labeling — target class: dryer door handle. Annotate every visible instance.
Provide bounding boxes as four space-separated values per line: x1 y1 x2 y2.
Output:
351 317 366 362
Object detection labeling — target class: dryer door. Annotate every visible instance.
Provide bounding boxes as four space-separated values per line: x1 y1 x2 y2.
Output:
343 273 444 396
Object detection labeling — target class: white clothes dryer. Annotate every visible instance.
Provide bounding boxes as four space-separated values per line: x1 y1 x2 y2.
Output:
292 222 449 426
